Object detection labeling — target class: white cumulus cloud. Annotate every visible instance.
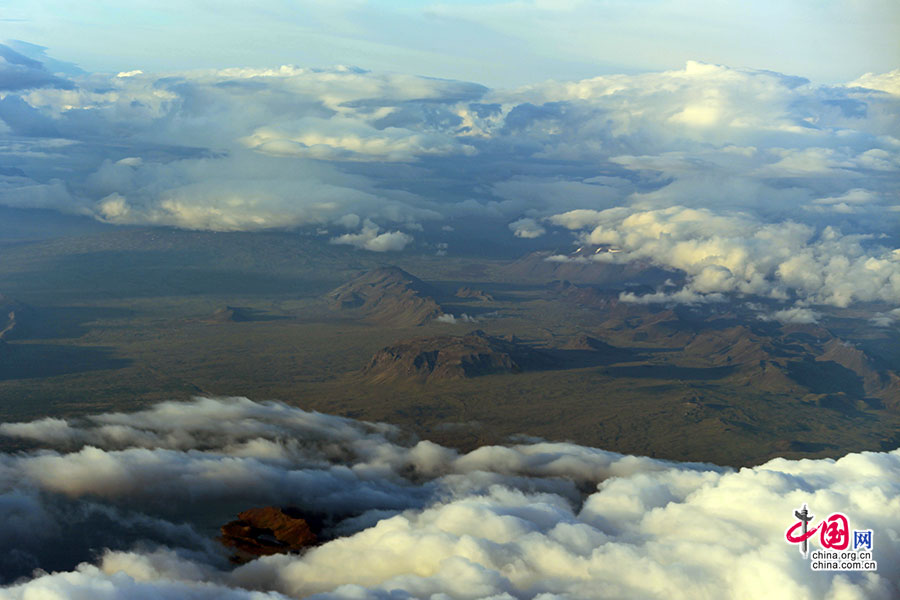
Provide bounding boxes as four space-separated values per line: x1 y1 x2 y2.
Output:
0 397 896 599
330 219 413 252
0 50 898 307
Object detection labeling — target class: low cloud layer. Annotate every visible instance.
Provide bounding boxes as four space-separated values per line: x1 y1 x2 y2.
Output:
330 219 414 252
0 44 898 307
0 397 897 599
548 205 900 307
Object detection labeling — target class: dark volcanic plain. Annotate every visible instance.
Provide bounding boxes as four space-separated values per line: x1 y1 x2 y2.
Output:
1 224 898 466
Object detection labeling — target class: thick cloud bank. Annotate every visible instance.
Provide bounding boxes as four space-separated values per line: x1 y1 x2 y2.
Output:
549 205 900 307
0 45 899 307
0 397 897 599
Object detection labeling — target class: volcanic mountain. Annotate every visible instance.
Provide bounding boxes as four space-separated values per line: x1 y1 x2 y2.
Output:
327 266 443 327
364 330 555 382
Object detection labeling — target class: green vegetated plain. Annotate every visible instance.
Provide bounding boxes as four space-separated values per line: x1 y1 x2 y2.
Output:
0 225 898 466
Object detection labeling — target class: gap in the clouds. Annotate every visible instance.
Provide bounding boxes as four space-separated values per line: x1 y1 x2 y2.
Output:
1 219 899 469
1 47 900 477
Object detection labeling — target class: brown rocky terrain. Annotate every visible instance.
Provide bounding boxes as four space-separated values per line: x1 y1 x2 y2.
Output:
636 318 900 409
547 280 619 309
814 338 900 410
682 326 775 365
597 306 697 347
364 330 555 382
455 287 494 302
328 267 443 327
220 506 318 563
561 333 625 353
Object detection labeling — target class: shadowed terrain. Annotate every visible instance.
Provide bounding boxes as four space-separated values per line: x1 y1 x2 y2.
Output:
0 226 897 466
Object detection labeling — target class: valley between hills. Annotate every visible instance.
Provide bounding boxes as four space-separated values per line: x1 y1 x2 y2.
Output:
1 226 898 466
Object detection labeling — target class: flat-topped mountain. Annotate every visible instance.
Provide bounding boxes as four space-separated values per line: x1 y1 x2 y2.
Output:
327 267 443 327
364 330 554 382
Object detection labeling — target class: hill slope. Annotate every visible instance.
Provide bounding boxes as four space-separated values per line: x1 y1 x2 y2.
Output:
364 330 555 382
327 267 443 327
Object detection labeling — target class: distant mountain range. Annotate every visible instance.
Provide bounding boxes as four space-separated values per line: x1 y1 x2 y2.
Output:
0 228 897 466
344 271 900 414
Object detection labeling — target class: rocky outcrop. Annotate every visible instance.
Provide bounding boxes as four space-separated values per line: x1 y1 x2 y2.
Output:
327 267 443 327
561 333 621 353
817 338 900 408
455 287 494 302
364 330 554 382
220 506 318 563
547 281 618 309
682 326 774 366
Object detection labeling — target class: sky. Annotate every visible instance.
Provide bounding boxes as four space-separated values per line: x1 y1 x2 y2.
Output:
0 2 899 314
1 0 898 86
